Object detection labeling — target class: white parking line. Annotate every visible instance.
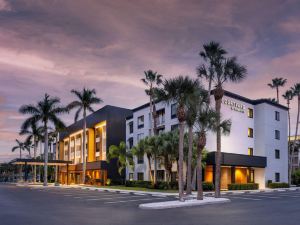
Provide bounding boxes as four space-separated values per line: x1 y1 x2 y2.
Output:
85 195 147 201
105 198 164 204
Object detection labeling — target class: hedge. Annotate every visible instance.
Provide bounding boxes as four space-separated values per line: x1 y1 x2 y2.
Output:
228 183 259 190
267 182 289 189
125 180 214 191
292 169 300 185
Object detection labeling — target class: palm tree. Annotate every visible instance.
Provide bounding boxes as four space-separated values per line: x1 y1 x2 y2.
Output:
195 106 231 200
291 84 300 176
157 76 200 201
68 88 103 184
283 90 294 185
141 70 163 184
197 41 227 96
198 42 247 198
268 78 287 103
107 141 134 179
19 94 68 186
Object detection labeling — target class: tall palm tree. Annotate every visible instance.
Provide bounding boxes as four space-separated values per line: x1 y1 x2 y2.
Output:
107 141 134 179
19 94 68 186
283 90 294 185
291 83 300 175
198 42 247 198
268 78 287 103
141 70 163 184
195 106 231 200
157 76 200 201
68 88 103 184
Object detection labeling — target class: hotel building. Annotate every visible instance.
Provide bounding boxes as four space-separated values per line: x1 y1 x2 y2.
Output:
125 91 289 189
58 105 132 185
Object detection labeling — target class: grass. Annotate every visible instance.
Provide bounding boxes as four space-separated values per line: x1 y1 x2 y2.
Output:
98 185 178 193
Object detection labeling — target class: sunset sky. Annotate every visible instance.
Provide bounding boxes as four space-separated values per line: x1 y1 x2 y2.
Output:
0 0 299 162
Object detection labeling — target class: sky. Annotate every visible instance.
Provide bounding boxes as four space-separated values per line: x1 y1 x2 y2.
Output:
0 0 299 162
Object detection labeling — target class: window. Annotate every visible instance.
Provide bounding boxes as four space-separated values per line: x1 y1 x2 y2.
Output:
171 124 179 131
171 103 177 119
275 173 280 182
137 154 144 164
137 172 144 181
128 137 133 149
137 115 144 129
248 128 253 138
248 148 253 156
275 130 280 140
275 111 280 121
247 108 253 118
137 133 144 142
129 121 133 134
275 149 280 159
129 173 134 181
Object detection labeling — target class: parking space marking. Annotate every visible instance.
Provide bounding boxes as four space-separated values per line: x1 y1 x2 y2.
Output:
85 195 150 201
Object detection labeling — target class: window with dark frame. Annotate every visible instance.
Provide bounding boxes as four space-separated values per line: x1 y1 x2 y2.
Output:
247 108 253 118
275 111 280 121
248 128 253 138
275 130 280 140
137 154 144 164
171 103 177 119
129 121 133 134
128 137 133 149
137 172 144 181
171 124 179 131
275 173 280 182
129 173 134 181
137 115 144 129
275 149 280 159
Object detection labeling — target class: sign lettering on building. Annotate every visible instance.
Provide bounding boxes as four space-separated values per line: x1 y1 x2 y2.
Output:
223 99 245 113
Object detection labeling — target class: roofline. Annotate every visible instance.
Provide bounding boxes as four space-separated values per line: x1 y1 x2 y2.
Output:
129 89 288 113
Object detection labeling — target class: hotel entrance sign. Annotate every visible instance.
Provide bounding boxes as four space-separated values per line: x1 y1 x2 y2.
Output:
223 99 245 113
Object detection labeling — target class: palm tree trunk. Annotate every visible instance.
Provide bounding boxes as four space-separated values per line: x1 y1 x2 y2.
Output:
82 110 87 184
178 121 185 201
287 102 292 185
44 124 48 186
55 134 59 185
154 153 157 184
291 95 300 182
19 148 22 182
147 156 153 182
186 126 193 195
191 167 197 190
152 101 158 184
33 137 37 183
214 85 224 198
276 87 279 103
197 149 203 200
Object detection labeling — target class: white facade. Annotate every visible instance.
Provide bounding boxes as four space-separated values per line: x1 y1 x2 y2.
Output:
126 91 288 188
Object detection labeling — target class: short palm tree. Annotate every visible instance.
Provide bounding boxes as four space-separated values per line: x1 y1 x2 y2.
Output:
19 94 68 186
198 42 247 198
283 90 294 185
141 70 163 184
107 141 134 179
157 76 200 201
291 83 300 175
68 88 103 184
268 78 287 103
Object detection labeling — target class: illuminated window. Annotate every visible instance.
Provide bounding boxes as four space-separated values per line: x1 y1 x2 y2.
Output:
247 108 253 118
248 148 253 156
129 173 134 181
248 128 253 138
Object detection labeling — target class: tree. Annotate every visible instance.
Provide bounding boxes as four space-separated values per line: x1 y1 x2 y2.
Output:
157 76 200 201
283 90 294 185
107 141 134 178
268 77 287 103
198 42 247 198
141 70 163 184
291 83 300 176
195 106 231 200
68 88 102 184
19 94 68 186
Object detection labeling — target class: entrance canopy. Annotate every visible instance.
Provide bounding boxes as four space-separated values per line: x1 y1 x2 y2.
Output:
10 158 72 166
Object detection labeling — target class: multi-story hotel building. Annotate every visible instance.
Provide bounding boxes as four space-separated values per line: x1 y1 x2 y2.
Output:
290 135 300 172
125 91 289 189
58 105 132 185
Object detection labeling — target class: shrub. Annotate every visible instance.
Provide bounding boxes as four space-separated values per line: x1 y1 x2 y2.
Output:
267 182 289 189
292 169 300 185
228 183 259 190
125 180 152 188
202 182 214 191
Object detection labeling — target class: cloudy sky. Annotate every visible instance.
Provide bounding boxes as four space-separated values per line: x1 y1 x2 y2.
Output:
0 0 299 162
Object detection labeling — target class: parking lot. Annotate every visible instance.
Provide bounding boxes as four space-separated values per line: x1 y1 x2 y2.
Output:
1 184 300 225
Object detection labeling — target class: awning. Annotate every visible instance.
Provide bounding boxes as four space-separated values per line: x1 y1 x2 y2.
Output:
10 158 72 166
206 152 267 168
